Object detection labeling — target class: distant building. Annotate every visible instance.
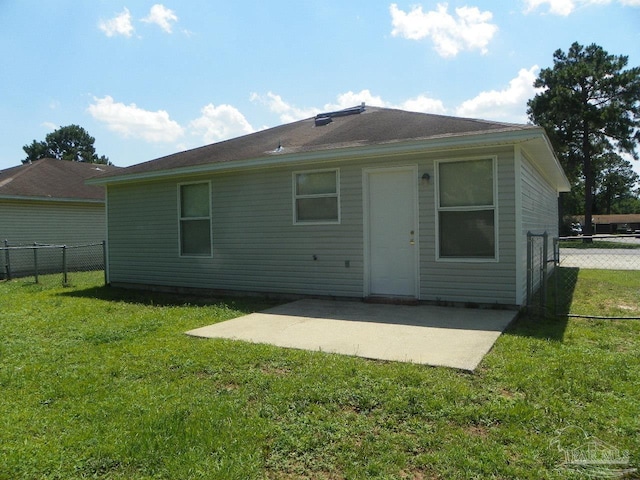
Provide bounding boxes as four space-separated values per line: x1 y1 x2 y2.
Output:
573 214 640 234
0 158 119 277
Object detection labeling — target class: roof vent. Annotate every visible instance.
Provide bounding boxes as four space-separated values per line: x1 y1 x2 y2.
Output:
315 102 365 127
314 116 332 127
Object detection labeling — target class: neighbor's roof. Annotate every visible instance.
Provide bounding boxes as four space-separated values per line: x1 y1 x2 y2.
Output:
90 105 571 191
0 158 119 202
574 214 640 224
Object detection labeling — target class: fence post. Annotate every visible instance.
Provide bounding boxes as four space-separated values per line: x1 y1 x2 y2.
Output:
33 242 39 284
554 237 559 317
526 232 532 313
62 245 68 286
541 231 548 316
4 239 11 281
102 240 108 285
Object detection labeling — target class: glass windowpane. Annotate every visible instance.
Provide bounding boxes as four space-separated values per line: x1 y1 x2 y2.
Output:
296 171 336 196
181 183 210 218
296 197 338 222
439 159 493 207
439 210 495 258
181 219 211 255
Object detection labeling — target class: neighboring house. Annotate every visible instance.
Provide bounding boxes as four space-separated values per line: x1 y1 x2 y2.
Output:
0 158 119 277
573 214 640 234
90 105 570 307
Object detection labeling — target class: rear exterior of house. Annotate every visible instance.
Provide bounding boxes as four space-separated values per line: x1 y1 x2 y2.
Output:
95 107 569 307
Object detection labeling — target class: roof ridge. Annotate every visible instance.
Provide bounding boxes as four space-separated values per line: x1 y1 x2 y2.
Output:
0 158 117 200
0 158 41 189
369 105 531 129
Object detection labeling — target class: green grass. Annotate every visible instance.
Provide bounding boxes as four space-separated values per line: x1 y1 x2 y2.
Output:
551 268 640 317
560 239 640 249
1 272 639 479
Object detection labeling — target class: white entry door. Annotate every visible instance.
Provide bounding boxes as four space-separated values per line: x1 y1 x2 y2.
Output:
365 167 418 297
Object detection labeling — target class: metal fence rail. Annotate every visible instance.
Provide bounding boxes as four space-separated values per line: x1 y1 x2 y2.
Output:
1 240 106 285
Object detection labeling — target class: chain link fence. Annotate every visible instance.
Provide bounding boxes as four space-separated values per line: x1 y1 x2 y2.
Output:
527 233 640 319
1 240 106 285
526 232 553 318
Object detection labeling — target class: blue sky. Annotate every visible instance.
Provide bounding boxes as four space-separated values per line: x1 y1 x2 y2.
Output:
1 0 639 174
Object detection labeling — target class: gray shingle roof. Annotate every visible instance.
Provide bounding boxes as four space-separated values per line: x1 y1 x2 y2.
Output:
0 158 119 201
98 106 536 179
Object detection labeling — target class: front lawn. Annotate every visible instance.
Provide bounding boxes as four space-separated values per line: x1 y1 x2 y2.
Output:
0 272 638 479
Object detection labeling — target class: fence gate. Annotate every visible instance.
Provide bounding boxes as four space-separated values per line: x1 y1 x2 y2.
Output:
526 232 552 317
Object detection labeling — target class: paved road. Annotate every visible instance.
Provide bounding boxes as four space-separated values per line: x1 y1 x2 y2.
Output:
559 248 640 270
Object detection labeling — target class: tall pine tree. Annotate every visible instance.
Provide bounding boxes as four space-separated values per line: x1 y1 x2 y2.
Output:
527 42 640 235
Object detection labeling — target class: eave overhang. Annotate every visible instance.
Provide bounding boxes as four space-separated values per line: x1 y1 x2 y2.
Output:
0 194 105 204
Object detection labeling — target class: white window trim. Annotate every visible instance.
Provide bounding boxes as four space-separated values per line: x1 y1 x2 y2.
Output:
292 168 341 225
178 181 213 258
435 156 499 263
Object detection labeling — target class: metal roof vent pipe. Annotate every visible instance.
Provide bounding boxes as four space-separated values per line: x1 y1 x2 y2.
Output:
314 103 365 127
314 116 332 127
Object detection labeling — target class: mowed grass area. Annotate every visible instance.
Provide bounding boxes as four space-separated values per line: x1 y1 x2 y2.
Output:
1 272 639 479
553 268 640 317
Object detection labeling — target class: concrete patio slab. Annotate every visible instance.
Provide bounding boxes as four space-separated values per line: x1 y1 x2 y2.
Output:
186 299 517 371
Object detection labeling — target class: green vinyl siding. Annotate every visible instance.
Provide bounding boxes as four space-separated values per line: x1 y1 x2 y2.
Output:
0 200 105 245
107 146 521 305
107 168 363 297
517 152 560 304
420 147 518 305
0 199 106 278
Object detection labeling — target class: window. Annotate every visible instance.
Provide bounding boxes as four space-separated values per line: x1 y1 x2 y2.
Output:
293 169 339 224
436 158 497 260
179 182 212 256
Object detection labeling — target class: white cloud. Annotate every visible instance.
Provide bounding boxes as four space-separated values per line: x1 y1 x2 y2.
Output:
87 96 184 143
252 89 448 125
141 4 178 33
389 3 498 57
251 90 390 123
523 0 575 15
324 90 387 111
98 8 135 37
455 66 541 122
189 104 254 143
326 90 447 115
250 92 320 123
41 122 58 131
398 95 447 115
522 0 639 15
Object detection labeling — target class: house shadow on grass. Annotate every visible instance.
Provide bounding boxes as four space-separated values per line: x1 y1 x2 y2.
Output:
503 267 579 342
58 284 281 311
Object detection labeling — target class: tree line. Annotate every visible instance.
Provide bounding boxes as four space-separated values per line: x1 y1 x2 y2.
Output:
527 42 640 230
